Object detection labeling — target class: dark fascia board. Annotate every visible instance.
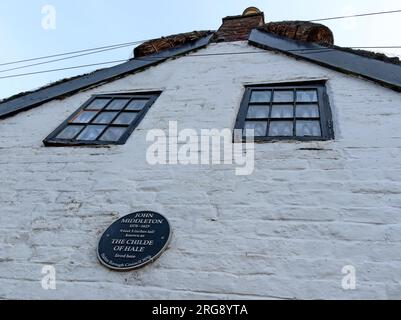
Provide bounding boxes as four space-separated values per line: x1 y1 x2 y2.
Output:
0 34 213 119
249 29 401 93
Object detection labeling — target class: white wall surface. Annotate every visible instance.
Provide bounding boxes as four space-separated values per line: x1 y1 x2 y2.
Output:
1 41 401 299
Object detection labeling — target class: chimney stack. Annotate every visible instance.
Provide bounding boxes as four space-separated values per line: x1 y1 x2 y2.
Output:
212 7 265 42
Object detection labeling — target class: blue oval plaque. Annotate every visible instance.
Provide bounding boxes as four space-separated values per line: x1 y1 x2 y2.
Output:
97 211 172 271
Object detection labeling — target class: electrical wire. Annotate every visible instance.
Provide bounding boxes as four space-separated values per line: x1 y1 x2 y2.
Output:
2 8 400 68
0 39 146 67
310 9 401 22
1 9 401 80
0 43 138 74
1 45 401 80
0 59 128 80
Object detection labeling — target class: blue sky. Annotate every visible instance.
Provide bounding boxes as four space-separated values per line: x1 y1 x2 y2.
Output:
0 0 400 99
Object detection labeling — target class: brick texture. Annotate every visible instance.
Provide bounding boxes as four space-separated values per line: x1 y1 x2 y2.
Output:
212 13 265 42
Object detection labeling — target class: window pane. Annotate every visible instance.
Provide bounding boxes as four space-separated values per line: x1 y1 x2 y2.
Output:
244 121 267 137
273 90 294 103
56 125 84 140
85 98 110 110
296 121 322 137
70 111 98 124
296 104 320 118
269 121 293 137
271 105 294 118
125 99 148 111
99 127 127 142
76 125 106 141
93 112 118 124
247 105 270 119
250 91 271 103
106 99 130 110
297 90 318 102
113 112 138 125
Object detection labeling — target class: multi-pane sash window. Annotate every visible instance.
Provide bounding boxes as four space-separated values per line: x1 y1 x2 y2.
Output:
44 92 160 146
235 82 334 141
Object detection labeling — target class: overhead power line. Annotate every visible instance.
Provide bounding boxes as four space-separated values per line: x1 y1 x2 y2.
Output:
0 39 146 67
3 44 400 75
133 46 401 62
0 59 128 80
1 8 401 80
1 7 400 69
0 43 136 74
310 9 401 22
1 45 401 80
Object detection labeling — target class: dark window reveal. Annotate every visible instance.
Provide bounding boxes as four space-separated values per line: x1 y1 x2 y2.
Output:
235 82 334 141
44 92 161 146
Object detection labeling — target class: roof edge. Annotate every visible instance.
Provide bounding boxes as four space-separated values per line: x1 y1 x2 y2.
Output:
249 28 401 93
222 12 264 21
0 33 214 119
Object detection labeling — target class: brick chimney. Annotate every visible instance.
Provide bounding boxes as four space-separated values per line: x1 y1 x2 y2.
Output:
212 7 265 42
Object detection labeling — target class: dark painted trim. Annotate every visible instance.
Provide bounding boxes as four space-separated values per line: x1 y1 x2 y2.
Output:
0 34 213 120
234 80 335 142
249 29 401 93
222 12 264 21
43 92 161 147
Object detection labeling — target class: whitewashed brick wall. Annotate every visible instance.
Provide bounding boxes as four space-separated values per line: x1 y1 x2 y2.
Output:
1 41 401 299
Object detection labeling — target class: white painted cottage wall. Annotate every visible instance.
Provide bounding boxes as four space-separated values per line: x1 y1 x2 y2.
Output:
1 41 401 299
